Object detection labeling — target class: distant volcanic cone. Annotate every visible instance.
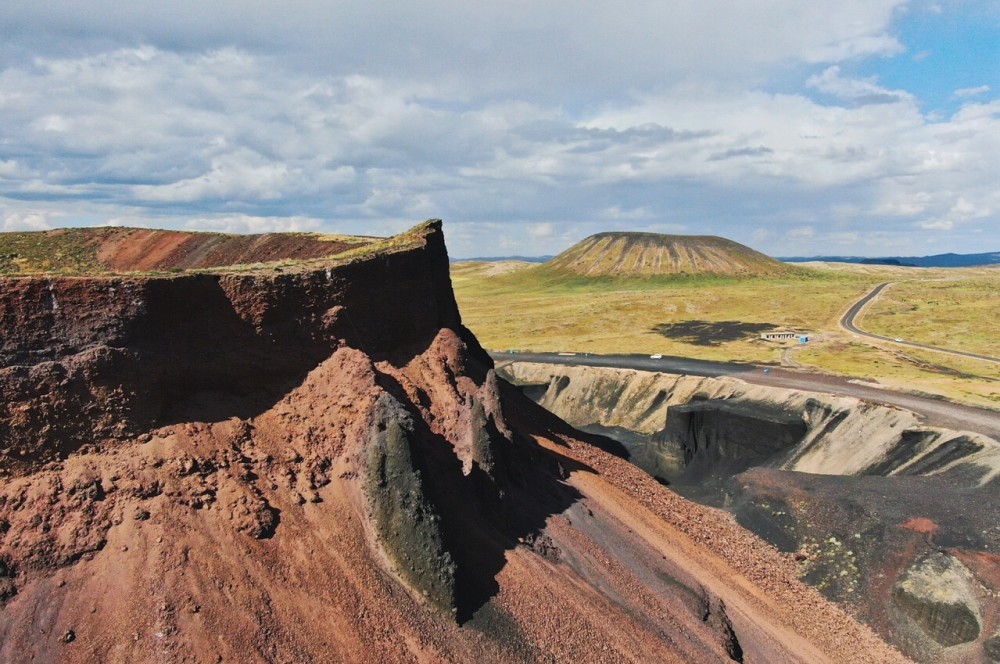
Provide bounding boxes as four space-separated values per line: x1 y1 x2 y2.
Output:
544 231 794 277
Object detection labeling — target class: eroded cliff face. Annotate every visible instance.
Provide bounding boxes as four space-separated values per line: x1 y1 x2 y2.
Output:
500 362 1000 488
501 361 1000 663
0 222 909 663
0 221 466 474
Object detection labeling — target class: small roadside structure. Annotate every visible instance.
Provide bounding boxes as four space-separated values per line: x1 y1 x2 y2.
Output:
760 331 799 341
760 331 811 342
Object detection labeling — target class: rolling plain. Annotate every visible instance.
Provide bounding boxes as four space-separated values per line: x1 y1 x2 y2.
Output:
452 259 1000 409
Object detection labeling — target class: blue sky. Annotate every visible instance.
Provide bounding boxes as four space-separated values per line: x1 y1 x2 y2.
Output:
857 1 999 116
0 1 998 258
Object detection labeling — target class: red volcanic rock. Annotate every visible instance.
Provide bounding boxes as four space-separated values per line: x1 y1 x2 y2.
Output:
0 221 908 662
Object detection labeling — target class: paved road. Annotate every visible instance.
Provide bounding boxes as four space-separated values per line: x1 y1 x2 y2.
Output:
841 282 1000 364
490 350 1000 439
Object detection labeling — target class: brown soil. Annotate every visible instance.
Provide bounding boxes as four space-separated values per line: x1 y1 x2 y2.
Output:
901 517 940 535
1 226 369 275
0 221 908 662
94 228 363 272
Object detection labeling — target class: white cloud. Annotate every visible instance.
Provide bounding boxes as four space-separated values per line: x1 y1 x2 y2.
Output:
806 66 909 105
527 222 554 238
0 2 906 98
0 4 997 258
602 206 653 220
789 226 816 239
643 222 689 234
3 211 54 231
919 219 954 230
184 215 324 234
0 160 18 178
954 85 991 98
874 191 933 216
828 231 862 245
751 228 775 245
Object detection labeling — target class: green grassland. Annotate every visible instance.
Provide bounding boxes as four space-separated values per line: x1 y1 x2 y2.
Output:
0 228 105 274
451 261 1000 409
861 275 1000 359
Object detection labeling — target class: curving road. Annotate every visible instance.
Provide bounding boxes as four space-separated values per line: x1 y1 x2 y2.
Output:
840 282 1000 364
490 350 1000 439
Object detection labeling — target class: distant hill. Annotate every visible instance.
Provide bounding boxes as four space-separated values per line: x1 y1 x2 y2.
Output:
780 251 1000 268
543 231 794 277
452 255 552 263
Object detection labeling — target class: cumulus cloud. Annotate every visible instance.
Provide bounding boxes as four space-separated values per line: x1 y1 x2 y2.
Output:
708 146 774 161
0 160 19 178
527 222 554 238
806 66 909 105
3 211 54 231
184 215 324 234
602 206 653 220
789 226 816 239
919 219 954 230
0 3 997 257
0 1 906 98
954 85 990 98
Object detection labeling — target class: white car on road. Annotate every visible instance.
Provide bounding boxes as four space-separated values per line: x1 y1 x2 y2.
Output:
650 354 663 359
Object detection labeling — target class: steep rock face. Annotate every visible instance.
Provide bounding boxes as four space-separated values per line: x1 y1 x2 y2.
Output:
0 221 465 475
500 362 1000 487
0 223 909 663
662 401 807 482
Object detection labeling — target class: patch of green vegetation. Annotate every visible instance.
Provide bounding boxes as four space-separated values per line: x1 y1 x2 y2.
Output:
453 261 877 361
0 228 105 275
798 533 862 600
862 276 1000 359
478 261 835 295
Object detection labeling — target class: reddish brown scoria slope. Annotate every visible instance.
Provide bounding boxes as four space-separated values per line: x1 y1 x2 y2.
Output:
0 221 908 663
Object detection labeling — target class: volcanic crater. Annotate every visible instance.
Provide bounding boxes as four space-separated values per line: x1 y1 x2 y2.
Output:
0 221 907 662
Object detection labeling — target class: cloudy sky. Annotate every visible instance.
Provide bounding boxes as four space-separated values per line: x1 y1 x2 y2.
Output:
1 1 998 258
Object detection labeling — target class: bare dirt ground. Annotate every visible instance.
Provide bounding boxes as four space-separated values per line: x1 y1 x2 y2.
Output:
95 228 363 271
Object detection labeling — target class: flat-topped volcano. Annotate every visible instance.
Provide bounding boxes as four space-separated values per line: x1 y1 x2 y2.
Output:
544 231 794 277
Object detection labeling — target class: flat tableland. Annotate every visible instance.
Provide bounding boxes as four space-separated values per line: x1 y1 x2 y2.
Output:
451 260 1000 409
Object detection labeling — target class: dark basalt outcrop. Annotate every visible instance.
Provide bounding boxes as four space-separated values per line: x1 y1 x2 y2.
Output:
365 393 458 612
663 400 808 483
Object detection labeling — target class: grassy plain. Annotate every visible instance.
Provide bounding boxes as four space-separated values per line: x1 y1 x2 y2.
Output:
451 260 1000 409
861 274 1000 358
